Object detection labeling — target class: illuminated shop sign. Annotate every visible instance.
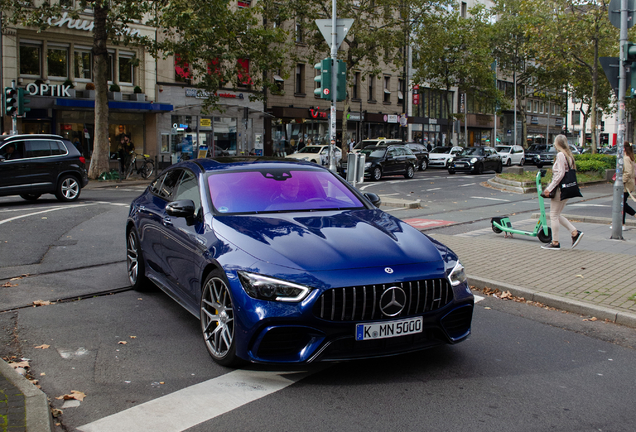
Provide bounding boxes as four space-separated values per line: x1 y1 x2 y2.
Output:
309 108 327 119
25 83 72 97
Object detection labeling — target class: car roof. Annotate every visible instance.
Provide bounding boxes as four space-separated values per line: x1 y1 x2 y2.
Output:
1 134 66 143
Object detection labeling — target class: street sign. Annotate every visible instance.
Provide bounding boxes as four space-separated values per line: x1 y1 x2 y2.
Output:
600 56 628 98
609 0 635 28
315 18 354 51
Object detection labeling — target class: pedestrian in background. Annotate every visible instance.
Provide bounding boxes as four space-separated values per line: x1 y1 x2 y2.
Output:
621 141 636 228
540 134 583 250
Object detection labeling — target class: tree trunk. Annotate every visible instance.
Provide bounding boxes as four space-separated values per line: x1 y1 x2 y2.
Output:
88 2 111 179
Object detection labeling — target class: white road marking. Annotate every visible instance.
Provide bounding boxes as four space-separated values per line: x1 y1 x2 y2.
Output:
469 196 510 202
570 204 610 207
77 369 317 432
425 188 441 191
0 202 127 223
458 183 476 187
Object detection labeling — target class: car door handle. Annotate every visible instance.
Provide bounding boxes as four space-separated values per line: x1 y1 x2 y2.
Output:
162 217 173 226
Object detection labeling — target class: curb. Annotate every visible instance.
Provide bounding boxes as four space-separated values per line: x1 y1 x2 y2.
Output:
379 195 421 208
488 176 609 194
468 275 636 328
530 213 636 227
0 359 52 432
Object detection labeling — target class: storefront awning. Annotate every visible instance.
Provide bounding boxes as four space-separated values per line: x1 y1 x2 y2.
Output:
55 98 173 112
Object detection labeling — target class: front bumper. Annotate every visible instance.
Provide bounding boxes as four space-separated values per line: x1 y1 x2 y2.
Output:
227 265 474 364
449 161 476 172
428 159 448 167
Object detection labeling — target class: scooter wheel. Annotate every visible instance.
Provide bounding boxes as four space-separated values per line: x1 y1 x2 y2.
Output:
492 224 502 234
537 227 552 243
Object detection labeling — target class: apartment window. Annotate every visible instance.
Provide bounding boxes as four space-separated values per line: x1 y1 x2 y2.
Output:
238 1 251 7
368 76 375 101
572 110 581 125
48 46 69 78
353 72 360 99
273 70 284 93
74 49 92 80
460 1 467 18
237 58 252 86
295 64 305 94
552 103 556 115
398 79 404 102
526 99 532 112
107 53 114 82
534 101 539 113
19 43 41 76
119 54 134 84
295 20 304 43
383 76 391 103
540 102 544 114
60 0 74 7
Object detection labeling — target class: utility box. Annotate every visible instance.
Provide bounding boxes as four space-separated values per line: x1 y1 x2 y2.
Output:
346 152 366 186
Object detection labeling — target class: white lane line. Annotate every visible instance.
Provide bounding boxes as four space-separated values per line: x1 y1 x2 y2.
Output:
474 295 485 303
380 193 401 196
0 203 99 225
570 204 610 207
458 183 476 187
425 188 441 191
469 196 510 202
77 369 316 432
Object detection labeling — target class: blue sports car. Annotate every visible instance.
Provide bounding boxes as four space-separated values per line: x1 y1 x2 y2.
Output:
126 158 473 366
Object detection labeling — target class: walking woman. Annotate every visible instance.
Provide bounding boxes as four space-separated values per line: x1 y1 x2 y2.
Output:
622 141 636 227
540 134 584 250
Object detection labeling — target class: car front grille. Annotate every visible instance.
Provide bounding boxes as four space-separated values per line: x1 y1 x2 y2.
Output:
313 278 453 322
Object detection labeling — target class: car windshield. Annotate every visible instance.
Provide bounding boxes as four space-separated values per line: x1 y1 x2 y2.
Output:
360 147 387 158
297 146 322 154
495 146 511 152
460 147 485 156
431 147 451 154
527 145 543 152
208 168 365 214
547 145 557 153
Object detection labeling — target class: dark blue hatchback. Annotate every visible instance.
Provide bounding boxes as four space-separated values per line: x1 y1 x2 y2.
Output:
126 158 473 366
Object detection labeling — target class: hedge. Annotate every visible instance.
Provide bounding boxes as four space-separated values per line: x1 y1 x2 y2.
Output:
574 154 616 174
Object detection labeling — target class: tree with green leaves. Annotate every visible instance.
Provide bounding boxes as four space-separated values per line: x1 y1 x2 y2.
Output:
410 1 498 144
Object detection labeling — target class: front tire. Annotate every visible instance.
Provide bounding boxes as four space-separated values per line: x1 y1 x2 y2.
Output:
20 194 41 201
492 223 502 234
404 165 415 179
55 175 81 202
372 167 382 181
420 159 428 171
537 226 552 243
127 228 150 291
201 270 239 367
496 162 503 173
448 169 456 175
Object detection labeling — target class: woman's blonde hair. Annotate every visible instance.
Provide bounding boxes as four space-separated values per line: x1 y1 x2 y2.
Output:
553 134 575 168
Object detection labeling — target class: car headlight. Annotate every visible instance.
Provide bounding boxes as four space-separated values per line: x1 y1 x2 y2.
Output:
448 262 467 287
365 162 372 168
237 271 311 302
470 158 477 163
448 158 454 163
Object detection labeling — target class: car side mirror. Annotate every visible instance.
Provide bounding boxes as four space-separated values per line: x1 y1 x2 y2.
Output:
364 192 381 207
166 199 196 218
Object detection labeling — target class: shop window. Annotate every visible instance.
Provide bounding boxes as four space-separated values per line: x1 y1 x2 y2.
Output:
19 43 41 77
383 76 391 103
368 76 375 102
119 55 134 85
48 46 69 78
237 58 253 86
74 50 92 80
175 54 191 83
295 64 305 95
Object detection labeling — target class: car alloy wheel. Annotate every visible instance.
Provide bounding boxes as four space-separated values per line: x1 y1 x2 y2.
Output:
126 228 149 291
404 165 415 179
55 175 81 202
420 159 428 171
201 270 238 366
372 167 382 181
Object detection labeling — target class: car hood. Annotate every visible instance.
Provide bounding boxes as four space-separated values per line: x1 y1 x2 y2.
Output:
454 155 484 162
429 153 451 158
212 209 444 271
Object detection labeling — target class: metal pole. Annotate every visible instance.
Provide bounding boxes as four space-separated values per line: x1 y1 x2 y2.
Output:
464 93 467 146
11 80 17 135
513 69 517 147
612 0 627 239
328 0 338 172
546 100 550 145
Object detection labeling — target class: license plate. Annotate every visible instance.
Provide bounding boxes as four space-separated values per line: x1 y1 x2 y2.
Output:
355 317 423 341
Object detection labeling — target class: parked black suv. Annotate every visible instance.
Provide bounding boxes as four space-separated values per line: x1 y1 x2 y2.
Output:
0 134 89 202
404 142 429 171
351 144 418 181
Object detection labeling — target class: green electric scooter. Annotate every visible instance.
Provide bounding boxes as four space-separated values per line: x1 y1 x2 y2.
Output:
491 169 552 243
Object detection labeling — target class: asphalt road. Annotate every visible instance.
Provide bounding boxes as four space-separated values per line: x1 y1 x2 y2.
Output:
1 172 635 432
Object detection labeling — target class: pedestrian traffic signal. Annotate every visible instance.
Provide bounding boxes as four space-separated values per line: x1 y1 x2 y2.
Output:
336 60 347 102
314 59 332 100
4 87 18 116
18 88 30 116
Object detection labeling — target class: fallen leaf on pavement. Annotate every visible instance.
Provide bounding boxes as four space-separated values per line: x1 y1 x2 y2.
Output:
35 344 50 349
56 390 86 402
8 361 30 369
118 341 127 345
51 408 63 418
129 336 137 339
33 300 52 306
2 282 17 287
575 274 584 279
500 291 513 300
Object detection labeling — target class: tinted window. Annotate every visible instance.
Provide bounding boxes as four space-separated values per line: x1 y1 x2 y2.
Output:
25 140 52 158
50 141 67 155
157 169 182 200
0 141 26 159
174 170 201 215
431 147 451 153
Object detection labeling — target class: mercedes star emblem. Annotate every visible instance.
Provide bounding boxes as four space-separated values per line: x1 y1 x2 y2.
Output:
379 287 407 317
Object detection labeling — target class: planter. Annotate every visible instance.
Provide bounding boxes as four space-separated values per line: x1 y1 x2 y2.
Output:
83 90 95 99
133 93 146 102
108 91 123 101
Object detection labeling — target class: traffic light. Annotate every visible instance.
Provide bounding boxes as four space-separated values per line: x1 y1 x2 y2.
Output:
625 43 636 98
18 88 30 116
4 87 18 116
314 58 332 99
336 59 347 102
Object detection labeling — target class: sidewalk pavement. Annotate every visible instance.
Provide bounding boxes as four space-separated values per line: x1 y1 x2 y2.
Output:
2 186 636 432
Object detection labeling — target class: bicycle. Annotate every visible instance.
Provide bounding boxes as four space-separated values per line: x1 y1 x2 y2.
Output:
125 152 154 180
